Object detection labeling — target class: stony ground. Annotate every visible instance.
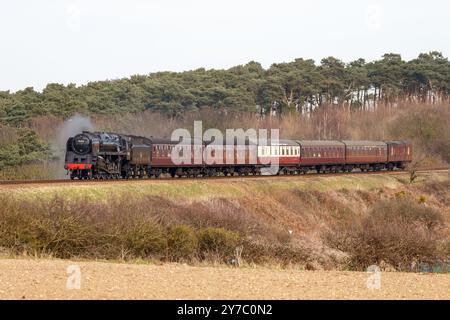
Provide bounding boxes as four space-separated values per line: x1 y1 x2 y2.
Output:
0 259 448 299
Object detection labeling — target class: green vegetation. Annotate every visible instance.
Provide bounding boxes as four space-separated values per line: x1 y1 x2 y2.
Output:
0 52 449 176
0 128 50 170
167 225 198 260
0 52 448 122
198 227 240 257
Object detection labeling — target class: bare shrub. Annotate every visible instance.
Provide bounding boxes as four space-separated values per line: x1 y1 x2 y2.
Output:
242 237 312 266
324 198 445 270
0 124 18 147
157 197 285 242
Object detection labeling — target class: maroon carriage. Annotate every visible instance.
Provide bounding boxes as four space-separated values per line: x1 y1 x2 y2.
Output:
204 139 258 176
385 141 413 169
342 140 388 171
297 140 345 173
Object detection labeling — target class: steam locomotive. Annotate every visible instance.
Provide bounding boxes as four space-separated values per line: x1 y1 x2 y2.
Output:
64 131 412 179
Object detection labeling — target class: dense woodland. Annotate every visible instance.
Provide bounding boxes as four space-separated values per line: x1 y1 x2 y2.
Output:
0 52 449 177
1 51 449 123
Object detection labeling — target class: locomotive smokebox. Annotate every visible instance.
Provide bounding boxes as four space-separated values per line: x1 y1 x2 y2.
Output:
72 133 91 155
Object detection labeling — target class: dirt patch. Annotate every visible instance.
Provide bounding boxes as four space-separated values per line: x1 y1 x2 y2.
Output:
0 258 448 299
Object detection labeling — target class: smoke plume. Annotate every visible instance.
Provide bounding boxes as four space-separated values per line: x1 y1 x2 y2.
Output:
53 114 94 178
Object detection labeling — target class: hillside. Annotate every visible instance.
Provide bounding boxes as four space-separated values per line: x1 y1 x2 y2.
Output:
1 170 449 271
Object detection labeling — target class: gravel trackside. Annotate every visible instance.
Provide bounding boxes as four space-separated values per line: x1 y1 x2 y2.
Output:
0 259 448 299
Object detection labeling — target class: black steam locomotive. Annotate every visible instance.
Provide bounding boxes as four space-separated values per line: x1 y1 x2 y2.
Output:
65 132 130 179
65 131 412 180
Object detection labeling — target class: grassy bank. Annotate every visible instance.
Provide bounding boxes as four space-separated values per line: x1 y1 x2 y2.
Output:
0 172 449 271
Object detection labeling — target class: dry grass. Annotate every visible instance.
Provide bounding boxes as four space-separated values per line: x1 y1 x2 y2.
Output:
0 171 448 270
324 198 446 270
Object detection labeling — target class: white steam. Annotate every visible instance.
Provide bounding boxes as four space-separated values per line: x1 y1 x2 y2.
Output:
53 114 94 178
58 113 94 147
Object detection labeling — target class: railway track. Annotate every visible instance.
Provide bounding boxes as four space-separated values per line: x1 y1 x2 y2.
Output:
1 167 449 186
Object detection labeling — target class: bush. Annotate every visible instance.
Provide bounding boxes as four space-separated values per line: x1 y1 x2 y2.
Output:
0 198 95 257
167 225 198 261
198 227 240 259
122 219 167 258
242 237 313 266
0 129 50 170
324 198 444 270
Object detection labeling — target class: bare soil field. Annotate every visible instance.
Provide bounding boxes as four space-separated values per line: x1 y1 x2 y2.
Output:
0 258 448 299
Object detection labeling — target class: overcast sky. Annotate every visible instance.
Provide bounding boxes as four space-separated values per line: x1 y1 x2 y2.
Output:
0 0 448 92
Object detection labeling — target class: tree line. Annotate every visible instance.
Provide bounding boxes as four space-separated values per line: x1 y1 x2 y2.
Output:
0 51 449 125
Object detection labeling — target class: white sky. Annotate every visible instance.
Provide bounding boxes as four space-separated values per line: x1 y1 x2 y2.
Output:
0 0 448 92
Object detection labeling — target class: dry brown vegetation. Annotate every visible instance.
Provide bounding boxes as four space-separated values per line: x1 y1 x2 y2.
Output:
1 174 448 271
1 102 449 179
325 198 447 270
